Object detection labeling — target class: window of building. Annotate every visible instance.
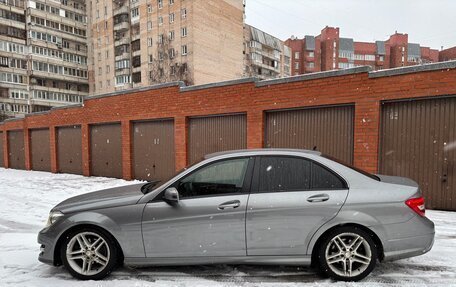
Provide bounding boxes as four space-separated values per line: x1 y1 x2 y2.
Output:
147 4 152 13
149 55 153 62
116 75 130 86
169 13 174 23
379 55 384 61
308 51 314 57
147 21 152 30
132 55 141 67
294 52 300 59
181 8 187 19
98 67 102 75
158 0 163 9
158 16 163 25
365 54 375 61
158 34 163 44
169 30 174 41
169 48 175 59
169 0 174 5
181 45 187 55
176 158 249 198
132 72 141 83
131 7 139 18
294 62 299 69
147 37 152 47
306 62 315 68
106 65 110 73
181 27 187 37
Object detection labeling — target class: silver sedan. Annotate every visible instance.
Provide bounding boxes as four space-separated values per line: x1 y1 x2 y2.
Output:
38 149 435 281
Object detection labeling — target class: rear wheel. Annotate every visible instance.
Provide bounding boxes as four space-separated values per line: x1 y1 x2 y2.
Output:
61 227 119 280
317 227 377 281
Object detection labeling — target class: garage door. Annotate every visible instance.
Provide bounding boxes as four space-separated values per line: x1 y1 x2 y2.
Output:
57 125 82 175
265 105 354 164
0 132 3 167
132 119 175 181
90 123 122 178
380 97 456 211
8 130 25 169
30 129 50 172
188 114 247 164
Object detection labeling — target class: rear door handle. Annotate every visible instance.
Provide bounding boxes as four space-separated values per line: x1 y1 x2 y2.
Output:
307 194 330 203
218 200 241 210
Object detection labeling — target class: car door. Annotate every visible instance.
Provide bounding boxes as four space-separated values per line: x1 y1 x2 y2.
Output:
246 155 348 256
142 157 254 258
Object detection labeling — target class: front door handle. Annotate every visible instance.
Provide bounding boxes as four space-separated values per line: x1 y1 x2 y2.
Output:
218 200 241 210
307 194 330 203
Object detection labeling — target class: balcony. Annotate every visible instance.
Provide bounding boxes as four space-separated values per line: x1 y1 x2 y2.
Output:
114 36 130 47
113 4 129 16
113 21 129 32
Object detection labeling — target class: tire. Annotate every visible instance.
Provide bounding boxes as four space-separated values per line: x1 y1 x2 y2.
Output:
60 227 119 280
317 226 378 281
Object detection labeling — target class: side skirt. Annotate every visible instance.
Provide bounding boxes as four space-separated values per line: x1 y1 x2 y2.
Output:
125 256 312 267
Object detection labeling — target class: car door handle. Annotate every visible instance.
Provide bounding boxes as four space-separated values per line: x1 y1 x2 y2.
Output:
218 200 241 210
307 194 330 203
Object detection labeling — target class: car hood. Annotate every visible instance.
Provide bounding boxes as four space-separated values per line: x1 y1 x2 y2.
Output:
376 174 419 188
54 183 145 213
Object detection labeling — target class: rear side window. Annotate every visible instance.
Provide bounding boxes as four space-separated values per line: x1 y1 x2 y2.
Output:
259 156 311 192
312 162 345 189
257 156 346 192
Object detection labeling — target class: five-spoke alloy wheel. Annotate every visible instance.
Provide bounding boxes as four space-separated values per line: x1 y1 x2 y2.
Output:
318 227 377 281
61 228 119 280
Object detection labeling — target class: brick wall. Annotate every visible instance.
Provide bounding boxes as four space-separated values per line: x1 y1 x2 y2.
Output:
1 62 456 180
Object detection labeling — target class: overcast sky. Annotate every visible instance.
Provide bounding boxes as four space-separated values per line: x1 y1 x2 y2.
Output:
245 0 456 50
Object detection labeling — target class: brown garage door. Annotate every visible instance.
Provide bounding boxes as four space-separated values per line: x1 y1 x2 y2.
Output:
0 132 3 167
265 105 354 164
57 125 82 175
90 123 122 178
132 119 175 181
188 113 247 164
380 97 456 211
8 130 25 169
30 129 50 172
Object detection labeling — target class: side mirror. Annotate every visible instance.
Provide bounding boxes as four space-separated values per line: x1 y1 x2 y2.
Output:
163 187 179 205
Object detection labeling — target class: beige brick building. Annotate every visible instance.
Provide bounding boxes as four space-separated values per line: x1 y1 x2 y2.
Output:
0 0 89 119
89 0 246 95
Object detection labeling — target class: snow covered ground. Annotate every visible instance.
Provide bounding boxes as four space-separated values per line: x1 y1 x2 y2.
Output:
0 168 455 287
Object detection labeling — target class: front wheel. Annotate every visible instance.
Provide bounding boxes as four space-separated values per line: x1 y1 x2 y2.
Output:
317 227 378 281
61 228 119 280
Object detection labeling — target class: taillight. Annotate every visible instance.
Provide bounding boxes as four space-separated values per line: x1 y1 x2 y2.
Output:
405 197 426 217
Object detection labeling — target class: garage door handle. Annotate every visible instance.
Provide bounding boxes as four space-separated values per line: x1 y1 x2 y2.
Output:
218 200 241 210
307 194 330 203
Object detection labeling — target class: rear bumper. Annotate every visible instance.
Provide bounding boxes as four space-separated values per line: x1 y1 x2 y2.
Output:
383 232 435 261
375 214 435 261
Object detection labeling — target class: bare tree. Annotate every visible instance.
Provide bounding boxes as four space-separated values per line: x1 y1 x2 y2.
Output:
148 35 193 86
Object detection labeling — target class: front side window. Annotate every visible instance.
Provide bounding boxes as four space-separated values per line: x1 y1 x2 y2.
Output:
176 158 250 199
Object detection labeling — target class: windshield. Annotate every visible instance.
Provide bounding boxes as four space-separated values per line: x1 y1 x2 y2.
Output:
140 159 204 194
322 154 380 181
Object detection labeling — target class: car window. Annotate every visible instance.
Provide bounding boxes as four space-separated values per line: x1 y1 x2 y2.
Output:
259 156 311 192
312 162 346 189
176 158 249 198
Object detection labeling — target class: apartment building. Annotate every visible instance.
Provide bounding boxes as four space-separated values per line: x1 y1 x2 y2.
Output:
89 0 245 95
244 24 291 80
0 0 89 119
286 26 442 76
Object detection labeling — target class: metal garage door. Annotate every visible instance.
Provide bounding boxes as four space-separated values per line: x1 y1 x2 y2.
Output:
30 129 50 172
0 132 3 167
380 97 456 211
132 119 175 181
90 123 122 178
265 105 354 164
57 125 82 175
8 130 25 169
188 114 247 164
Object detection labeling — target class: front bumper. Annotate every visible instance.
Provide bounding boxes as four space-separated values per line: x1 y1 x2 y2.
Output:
37 227 58 266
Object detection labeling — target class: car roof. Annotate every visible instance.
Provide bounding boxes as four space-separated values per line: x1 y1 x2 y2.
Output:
204 148 322 159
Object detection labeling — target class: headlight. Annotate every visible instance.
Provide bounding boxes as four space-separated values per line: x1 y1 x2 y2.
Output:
45 211 64 227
